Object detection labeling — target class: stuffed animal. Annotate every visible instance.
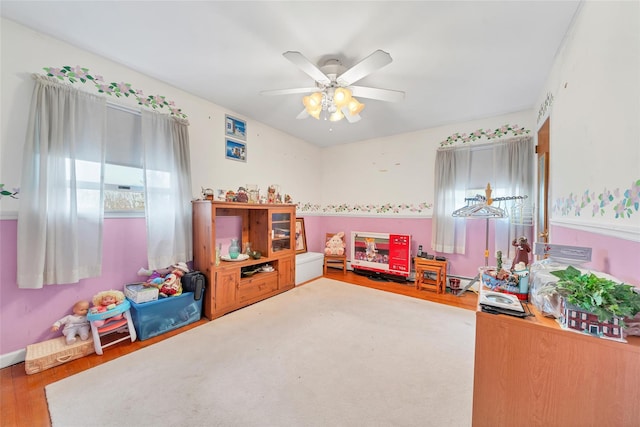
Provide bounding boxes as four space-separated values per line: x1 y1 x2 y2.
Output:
90 290 126 327
324 232 346 256
512 236 531 269
51 300 90 345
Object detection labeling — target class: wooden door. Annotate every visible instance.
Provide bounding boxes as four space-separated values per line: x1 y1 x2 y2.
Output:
536 118 550 250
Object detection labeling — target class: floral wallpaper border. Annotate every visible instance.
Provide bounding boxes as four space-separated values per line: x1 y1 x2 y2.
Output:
296 202 432 214
553 179 640 219
537 92 554 124
43 65 187 119
439 124 530 146
0 184 19 200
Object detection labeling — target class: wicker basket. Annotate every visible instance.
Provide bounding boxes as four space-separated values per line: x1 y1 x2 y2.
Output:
25 336 94 375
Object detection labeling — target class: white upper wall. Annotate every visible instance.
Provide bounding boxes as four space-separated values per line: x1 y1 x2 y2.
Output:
318 110 533 210
536 1 640 237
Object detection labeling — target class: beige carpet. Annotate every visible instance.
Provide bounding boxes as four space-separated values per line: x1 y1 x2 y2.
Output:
46 278 476 427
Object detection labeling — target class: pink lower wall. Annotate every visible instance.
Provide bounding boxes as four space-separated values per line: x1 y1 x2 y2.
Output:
1 215 638 358
549 224 640 286
0 218 148 356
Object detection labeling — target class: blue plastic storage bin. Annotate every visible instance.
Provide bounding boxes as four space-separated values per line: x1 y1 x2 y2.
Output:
128 290 203 340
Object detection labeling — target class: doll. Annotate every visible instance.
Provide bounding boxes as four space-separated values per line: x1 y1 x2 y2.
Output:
140 262 189 297
90 290 125 327
51 300 90 345
158 263 189 297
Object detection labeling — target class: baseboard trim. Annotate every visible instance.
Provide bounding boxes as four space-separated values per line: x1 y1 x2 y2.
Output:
1 348 26 369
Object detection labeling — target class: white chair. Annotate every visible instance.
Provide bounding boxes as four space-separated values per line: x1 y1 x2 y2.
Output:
87 299 137 355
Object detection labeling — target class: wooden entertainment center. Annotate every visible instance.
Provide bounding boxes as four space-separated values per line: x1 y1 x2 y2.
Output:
192 201 296 320
472 304 640 426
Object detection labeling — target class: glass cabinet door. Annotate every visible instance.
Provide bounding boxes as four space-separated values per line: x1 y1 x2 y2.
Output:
271 211 292 253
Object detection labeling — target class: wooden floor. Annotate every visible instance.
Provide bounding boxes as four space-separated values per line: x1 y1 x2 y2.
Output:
0 271 477 427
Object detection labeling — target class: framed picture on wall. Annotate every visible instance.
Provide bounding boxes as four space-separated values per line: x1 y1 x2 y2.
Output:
225 138 247 162
295 218 307 254
225 114 246 141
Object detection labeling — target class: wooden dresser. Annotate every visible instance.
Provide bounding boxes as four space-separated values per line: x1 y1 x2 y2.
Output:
472 304 640 426
192 201 296 320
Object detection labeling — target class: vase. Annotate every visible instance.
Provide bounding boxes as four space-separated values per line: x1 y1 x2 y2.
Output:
229 238 240 259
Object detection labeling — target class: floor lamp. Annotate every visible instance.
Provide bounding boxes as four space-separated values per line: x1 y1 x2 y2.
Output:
451 183 524 296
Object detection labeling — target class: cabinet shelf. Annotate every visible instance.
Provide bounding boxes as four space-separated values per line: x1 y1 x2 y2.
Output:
192 201 296 320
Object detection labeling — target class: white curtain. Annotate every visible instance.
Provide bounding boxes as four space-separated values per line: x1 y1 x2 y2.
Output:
431 148 470 253
432 136 534 258
142 110 193 270
17 75 106 288
492 136 535 259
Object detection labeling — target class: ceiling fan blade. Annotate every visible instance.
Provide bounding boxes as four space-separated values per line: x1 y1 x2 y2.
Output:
283 51 331 85
296 109 309 120
260 87 319 96
350 86 405 103
341 107 362 123
336 50 393 86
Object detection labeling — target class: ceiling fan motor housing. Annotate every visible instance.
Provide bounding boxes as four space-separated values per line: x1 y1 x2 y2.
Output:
320 59 346 82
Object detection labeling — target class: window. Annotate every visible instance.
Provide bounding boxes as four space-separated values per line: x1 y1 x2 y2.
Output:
432 136 534 256
105 105 144 212
81 104 145 213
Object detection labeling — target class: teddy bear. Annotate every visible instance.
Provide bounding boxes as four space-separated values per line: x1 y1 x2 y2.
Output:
324 232 346 256
511 236 531 269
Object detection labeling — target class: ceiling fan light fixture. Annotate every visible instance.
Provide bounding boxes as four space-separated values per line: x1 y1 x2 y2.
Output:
309 106 321 120
329 109 344 122
347 98 365 115
303 92 324 118
272 50 401 124
333 87 352 108
303 92 323 109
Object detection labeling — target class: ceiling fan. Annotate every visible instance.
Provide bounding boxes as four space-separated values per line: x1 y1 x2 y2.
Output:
260 50 405 123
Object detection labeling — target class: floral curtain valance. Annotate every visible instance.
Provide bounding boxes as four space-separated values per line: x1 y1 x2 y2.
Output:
43 65 188 120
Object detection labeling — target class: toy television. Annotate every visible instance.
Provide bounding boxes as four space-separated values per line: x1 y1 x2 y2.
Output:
350 231 411 281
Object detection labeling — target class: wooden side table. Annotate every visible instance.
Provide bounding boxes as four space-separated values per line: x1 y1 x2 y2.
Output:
414 257 447 294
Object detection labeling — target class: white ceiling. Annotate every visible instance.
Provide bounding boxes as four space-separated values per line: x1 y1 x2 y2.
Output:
1 1 581 147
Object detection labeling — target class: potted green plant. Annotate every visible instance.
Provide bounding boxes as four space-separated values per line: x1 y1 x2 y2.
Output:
551 265 640 325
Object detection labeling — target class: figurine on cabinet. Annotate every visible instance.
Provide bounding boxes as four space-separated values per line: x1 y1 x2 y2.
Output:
267 185 276 203
201 187 214 201
235 187 249 203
